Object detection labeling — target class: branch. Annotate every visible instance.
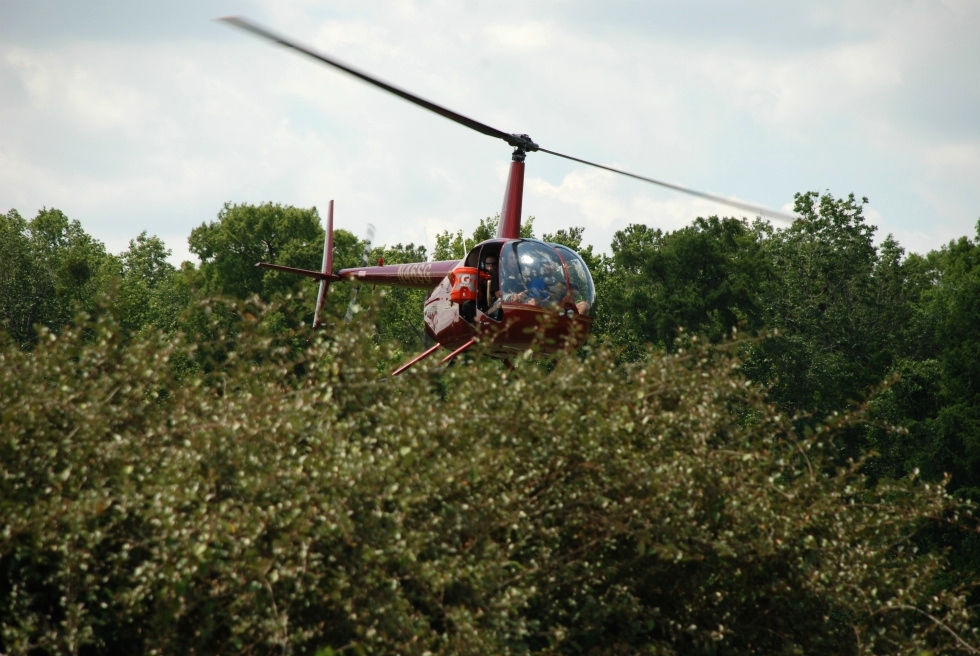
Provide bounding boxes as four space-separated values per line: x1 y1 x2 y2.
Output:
884 604 980 654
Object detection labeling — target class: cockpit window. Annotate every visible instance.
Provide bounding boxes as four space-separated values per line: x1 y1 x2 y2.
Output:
499 241 569 310
552 244 595 317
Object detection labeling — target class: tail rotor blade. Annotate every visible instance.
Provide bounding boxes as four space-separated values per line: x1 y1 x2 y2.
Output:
344 223 375 322
360 223 376 267
345 287 359 323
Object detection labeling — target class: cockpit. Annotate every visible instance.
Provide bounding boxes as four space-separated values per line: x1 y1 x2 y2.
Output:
460 239 595 321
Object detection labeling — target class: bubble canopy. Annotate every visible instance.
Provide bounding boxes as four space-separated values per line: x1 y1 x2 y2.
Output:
496 239 595 316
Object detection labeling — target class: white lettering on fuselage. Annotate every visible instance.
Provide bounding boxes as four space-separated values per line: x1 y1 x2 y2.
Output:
397 262 434 285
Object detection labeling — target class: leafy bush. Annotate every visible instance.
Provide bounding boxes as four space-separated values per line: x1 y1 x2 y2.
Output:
1 306 977 654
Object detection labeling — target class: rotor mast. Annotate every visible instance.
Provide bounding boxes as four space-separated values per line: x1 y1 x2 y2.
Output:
497 134 537 240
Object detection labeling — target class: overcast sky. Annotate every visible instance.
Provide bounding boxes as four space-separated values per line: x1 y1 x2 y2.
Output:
2 0 978 265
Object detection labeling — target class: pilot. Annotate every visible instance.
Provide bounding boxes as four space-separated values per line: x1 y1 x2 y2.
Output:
479 255 502 319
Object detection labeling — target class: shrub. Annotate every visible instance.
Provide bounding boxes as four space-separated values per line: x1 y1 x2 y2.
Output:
1 307 976 654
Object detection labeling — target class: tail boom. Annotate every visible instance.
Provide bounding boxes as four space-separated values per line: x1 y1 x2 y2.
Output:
255 262 340 281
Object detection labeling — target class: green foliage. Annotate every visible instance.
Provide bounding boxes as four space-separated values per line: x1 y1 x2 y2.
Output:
116 232 188 335
597 217 770 359
471 215 500 244
5 196 980 652
184 202 382 336
868 222 980 497
0 210 34 344
2 307 977 654
432 228 467 261
745 193 885 419
0 208 118 348
592 193 928 422
189 202 325 300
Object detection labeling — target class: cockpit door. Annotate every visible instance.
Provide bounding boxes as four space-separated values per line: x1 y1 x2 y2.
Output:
460 243 503 322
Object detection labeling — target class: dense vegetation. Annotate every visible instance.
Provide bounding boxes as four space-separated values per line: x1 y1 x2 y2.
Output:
2 194 979 653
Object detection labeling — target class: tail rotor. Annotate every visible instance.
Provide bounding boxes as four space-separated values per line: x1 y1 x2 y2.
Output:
344 223 376 321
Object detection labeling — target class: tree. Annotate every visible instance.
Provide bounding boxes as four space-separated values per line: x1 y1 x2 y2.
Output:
860 221 980 605
188 202 324 300
183 202 382 337
116 232 186 334
872 222 980 495
597 216 771 357
0 210 36 346
432 227 468 261
0 208 117 348
744 192 900 420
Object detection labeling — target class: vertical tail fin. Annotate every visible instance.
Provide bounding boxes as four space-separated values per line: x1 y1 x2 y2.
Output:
312 200 334 329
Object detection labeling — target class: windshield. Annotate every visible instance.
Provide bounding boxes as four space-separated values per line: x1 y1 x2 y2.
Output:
499 240 570 310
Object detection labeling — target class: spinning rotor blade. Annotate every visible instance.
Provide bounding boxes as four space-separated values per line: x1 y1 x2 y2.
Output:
220 16 797 222
219 16 524 149
539 148 799 222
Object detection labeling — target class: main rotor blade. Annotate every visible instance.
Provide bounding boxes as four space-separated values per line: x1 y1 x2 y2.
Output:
219 16 523 148
540 147 798 222
221 16 797 223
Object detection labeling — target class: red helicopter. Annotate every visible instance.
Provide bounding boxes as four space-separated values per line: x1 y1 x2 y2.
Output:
221 17 796 375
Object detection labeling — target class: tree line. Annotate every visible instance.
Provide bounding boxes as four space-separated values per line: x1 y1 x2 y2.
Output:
10 195 967 494
1 193 979 653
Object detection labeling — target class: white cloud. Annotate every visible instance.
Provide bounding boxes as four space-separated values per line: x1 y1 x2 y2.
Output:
484 20 558 52
0 0 976 269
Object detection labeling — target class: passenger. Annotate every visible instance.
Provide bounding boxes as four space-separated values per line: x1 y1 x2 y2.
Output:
530 261 564 308
525 276 549 305
500 256 525 302
503 278 540 304
504 260 554 306
569 283 591 315
549 278 569 307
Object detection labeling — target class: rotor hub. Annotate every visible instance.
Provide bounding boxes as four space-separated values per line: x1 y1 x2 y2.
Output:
508 133 538 161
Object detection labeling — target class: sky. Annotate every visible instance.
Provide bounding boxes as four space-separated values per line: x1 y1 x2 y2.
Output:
1 0 978 266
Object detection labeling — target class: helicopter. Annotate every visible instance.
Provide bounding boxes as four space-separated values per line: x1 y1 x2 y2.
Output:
220 17 797 376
